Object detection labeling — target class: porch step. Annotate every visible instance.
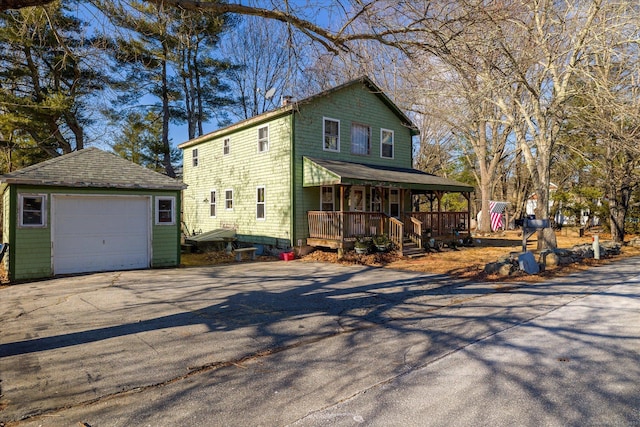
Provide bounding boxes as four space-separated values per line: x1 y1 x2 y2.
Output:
402 239 425 258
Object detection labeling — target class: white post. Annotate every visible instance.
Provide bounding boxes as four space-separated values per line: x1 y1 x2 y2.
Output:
593 234 600 260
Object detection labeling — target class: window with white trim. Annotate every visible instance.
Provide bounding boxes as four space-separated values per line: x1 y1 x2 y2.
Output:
19 194 46 227
381 129 394 159
258 125 269 152
256 186 265 220
210 190 217 217
323 118 340 152
192 148 199 167
225 189 233 210
156 196 175 225
351 123 370 155
223 138 230 155
321 186 334 211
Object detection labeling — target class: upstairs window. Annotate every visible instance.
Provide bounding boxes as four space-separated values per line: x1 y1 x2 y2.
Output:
223 138 230 155
225 189 233 210
192 148 199 167
258 125 269 152
323 118 340 152
19 194 46 227
210 190 217 217
156 196 175 225
256 186 265 220
381 129 394 159
351 123 370 155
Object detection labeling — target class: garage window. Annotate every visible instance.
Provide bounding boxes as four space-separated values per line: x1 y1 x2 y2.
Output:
156 196 175 225
19 194 46 227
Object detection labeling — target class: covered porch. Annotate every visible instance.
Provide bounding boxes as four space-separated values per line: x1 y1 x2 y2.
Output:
303 157 474 253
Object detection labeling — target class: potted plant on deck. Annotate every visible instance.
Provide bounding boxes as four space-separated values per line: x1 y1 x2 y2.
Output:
372 234 391 252
354 236 370 254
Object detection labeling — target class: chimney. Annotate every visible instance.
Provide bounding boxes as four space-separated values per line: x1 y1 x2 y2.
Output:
281 95 293 107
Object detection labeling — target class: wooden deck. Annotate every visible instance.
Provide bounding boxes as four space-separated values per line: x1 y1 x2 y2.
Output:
307 211 470 251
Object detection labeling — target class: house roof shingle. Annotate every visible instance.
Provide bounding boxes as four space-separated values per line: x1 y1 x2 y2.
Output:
0 147 186 190
178 76 418 149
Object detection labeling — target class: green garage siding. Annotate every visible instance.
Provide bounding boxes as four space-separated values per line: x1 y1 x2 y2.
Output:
3 186 182 281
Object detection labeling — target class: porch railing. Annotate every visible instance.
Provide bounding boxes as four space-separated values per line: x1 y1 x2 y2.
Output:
307 210 469 248
406 212 469 236
307 211 386 241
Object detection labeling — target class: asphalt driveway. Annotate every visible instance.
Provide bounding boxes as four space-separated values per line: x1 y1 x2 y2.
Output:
1 259 639 426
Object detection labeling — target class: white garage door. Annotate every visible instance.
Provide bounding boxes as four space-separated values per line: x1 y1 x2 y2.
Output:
52 195 151 275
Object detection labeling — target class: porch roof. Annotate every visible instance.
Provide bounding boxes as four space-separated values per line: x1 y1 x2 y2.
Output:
303 157 474 193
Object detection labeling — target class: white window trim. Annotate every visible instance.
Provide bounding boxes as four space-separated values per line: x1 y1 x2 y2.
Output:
320 186 334 211
380 128 394 159
225 189 234 211
192 148 199 167
18 194 47 228
223 138 230 156
256 186 266 220
155 196 176 225
257 125 269 153
323 117 340 152
209 189 217 218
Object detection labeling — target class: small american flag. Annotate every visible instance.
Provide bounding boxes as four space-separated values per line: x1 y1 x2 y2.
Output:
489 201 509 231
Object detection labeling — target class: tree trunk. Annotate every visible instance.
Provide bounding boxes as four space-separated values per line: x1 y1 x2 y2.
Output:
161 44 175 178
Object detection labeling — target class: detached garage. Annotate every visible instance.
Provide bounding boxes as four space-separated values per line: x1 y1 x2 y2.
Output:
0 148 186 281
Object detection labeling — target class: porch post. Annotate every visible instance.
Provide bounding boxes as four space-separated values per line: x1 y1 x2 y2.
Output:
435 191 443 235
465 192 471 235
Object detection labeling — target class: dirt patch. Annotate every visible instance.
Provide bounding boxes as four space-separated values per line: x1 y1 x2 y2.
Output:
181 230 640 283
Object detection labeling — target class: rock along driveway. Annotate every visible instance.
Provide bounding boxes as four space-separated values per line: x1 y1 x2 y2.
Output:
1 259 639 426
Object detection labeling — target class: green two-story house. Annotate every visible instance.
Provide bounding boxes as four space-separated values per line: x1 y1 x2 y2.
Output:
179 77 473 254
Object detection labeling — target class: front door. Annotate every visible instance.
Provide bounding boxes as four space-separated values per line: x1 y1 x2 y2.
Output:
350 186 365 212
350 186 366 235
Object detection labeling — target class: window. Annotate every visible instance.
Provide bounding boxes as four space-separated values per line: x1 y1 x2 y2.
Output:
381 129 394 159
225 189 233 210
323 118 340 152
321 186 334 211
256 186 265 220
210 190 217 217
192 148 199 167
371 188 382 212
351 123 370 155
223 138 230 155
258 125 269 152
19 194 46 227
156 196 175 225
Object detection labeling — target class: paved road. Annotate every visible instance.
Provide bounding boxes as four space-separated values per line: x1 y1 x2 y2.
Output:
1 258 639 426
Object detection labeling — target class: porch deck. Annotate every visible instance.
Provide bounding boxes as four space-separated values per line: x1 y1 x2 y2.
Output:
307 211 470 252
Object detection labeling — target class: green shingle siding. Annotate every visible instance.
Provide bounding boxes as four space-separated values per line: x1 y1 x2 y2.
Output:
292 82 415 244
182 115 293 246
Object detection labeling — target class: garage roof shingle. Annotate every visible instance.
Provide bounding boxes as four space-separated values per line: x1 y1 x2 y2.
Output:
0 147 186 190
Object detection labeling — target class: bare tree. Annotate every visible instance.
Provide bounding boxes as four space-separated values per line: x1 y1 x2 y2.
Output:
564 2 640 242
